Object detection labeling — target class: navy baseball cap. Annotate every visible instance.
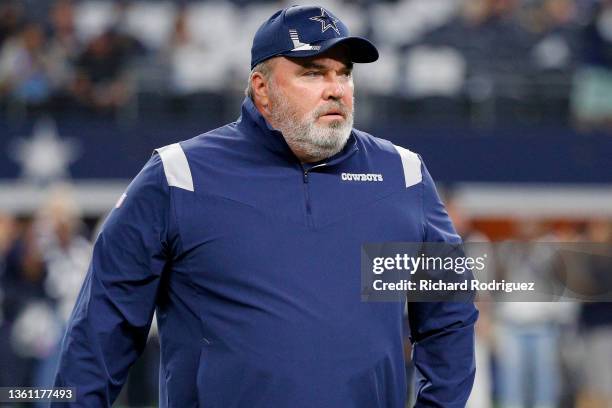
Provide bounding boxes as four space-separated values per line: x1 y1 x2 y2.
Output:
250 5 379 69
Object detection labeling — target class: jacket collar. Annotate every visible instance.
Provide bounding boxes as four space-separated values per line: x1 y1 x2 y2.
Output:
236 97 358 167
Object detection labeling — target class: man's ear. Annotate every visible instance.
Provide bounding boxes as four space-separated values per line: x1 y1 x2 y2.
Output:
252 72 270 112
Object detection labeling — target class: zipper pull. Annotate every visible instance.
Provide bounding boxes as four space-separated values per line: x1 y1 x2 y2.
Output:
303 170 309 183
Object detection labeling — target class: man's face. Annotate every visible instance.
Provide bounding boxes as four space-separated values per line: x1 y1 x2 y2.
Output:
265 47 355 162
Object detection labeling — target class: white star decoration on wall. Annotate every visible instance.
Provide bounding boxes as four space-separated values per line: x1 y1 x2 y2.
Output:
10 118 81 184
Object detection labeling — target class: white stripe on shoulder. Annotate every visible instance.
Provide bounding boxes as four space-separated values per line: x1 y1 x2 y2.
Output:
155 143 194 192
392 144 422 188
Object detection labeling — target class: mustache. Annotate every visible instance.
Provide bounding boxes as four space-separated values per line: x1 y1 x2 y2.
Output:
313 101 350 119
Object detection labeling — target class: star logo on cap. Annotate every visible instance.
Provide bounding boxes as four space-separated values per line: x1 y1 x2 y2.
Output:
309 8 340 36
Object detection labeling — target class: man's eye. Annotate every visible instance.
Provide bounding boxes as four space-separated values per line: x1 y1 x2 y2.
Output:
304 71 321 77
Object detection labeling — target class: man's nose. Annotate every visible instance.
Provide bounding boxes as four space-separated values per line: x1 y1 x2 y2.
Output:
323 77 345 100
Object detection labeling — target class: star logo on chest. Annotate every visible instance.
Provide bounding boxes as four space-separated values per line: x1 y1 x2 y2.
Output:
309 8 341 36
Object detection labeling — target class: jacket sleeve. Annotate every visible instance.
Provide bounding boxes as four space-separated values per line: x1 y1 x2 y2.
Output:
52 153 174 407
408 160 478 408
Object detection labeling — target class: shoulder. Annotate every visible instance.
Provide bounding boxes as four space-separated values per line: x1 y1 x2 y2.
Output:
352 129 423 188
153 123 238 192
179 122 239 153
352 128 419 161
155 142 194 192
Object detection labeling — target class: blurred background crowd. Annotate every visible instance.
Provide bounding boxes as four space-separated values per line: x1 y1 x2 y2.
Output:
0 0 612 407
0 0 611 127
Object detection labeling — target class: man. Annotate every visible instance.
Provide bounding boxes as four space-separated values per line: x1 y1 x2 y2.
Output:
53 5 477 407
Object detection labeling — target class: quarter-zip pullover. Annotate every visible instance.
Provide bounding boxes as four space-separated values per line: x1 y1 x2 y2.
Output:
53 97 477 408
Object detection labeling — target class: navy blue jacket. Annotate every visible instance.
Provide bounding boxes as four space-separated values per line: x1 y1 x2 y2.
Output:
53 97 477 407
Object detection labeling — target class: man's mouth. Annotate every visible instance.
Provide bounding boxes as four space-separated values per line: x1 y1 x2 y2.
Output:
319 109 345 119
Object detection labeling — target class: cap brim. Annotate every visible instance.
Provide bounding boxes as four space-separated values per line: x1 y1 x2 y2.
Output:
280 36 379 64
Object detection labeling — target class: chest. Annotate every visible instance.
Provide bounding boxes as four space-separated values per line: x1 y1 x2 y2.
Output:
172 164 423 273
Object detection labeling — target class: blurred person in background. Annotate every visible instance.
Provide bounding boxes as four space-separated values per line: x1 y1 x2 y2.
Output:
0 185 90 401
576 219 612 408
70 29 136 115
0 22 54 114
163 6 226 117
527 0 579 120
0 0 82 117
0 215 48 389
447 199 494 408
571 0 612 129
26 184 91 401
0 212 19 387
35 184 90 327
52 5 477 407
0 213 17 383
0 2 24 48
528 0 578 63
45 0 81 114
166 7 221 95
436 0 531 71
0 212 16 318
48 0 78 52
549 223 585 408
421 0 535 123
494 220 574 408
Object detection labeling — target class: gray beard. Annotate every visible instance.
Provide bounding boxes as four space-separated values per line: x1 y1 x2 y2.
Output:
268 82 354 162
